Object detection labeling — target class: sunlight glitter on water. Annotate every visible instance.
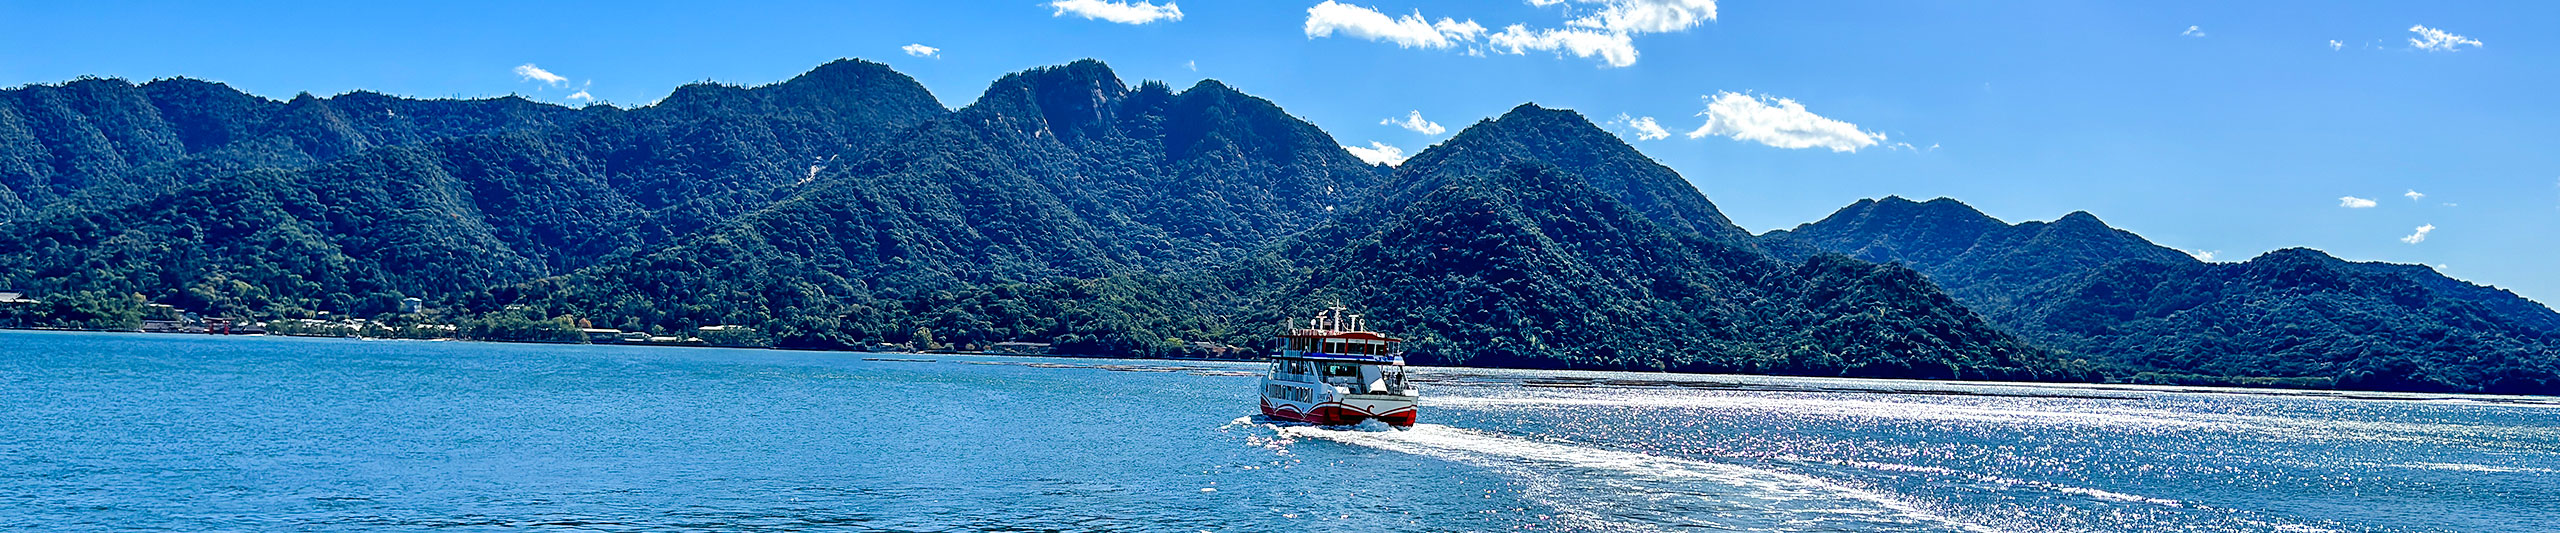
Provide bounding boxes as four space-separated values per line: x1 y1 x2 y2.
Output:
1256 421 2002 533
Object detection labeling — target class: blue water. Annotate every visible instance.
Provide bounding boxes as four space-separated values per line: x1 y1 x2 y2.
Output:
3 331 2555 532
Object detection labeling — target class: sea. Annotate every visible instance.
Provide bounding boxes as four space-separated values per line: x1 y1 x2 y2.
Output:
3 330 2554 532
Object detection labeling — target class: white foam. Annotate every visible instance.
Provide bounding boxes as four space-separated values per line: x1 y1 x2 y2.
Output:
2391 461 2558 474
1430 393 2213 431
1793 456 2187 508
1278 423 2009 533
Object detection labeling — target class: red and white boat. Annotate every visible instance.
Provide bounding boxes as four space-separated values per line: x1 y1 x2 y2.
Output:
1258 306 1419 427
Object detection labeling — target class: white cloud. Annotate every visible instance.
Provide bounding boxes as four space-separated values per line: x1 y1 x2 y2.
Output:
2339 196 2378 208
2181 25 2205 38
513 64 567 87
2185 248 2218 262
1342 141 1409 166
2401 224 2435 244
901 44 940 58
2408 25 2481 52
1612 113 1670 141
1563 0 1717 34
2404 189 2426 201
1303 0 1708 68
1185 60 1197 71
1304 1 1484 49
1049 0 1184 24
2329 39 2344 50
1382 110 1446 135
1683 91 1884 152
567 89 594 102
1487 25 1637 67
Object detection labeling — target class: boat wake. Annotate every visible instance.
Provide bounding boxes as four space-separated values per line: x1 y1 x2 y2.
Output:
1226 415 2357 533
1250 421 2004 533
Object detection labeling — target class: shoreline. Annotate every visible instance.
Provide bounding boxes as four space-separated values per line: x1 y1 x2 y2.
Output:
7 327 2548 401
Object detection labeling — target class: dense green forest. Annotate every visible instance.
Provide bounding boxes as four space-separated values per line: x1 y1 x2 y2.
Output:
3 59 2551 393
1764 196 2560 393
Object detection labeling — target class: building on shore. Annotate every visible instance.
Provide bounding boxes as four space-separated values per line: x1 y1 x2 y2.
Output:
580 328 627 343
986 341 1054 355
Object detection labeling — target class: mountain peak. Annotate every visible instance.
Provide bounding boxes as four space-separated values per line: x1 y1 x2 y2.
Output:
2250 247 2339 264
1388 102 1747 242
794 58 895 80
985 59 1126 97
1490 102 1584 127
967 60 1133 141
1182 78 1239 96
1813 196 2001 231
772 58 930 98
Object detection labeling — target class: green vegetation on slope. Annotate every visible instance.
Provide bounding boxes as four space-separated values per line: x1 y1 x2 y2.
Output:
1766 196 2560 393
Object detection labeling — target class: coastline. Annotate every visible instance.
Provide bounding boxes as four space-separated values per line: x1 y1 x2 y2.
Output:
9 327 2553 402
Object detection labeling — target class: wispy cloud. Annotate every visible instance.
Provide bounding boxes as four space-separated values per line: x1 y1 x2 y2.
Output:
1488 25 1636 67
2180 25 2205 38
1303 2 1484 49
514 64 568 87
2401 224 2436 244
1613 113 1670 141
2339 196 2378 208
2408 25 2481 52
1565 0 1717 34
1050 0 1184 24
1185 60 1197 71
2329 39 2344 51
1302 0 1712 68
2185 248 2218 262
2404 189 2426 201
567 88 594 102
901 44 940 58
1684 91 1885 152
1342 141 1409 166
1382 110 1446 135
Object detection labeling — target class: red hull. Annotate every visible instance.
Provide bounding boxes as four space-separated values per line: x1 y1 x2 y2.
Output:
1261 399 1416 427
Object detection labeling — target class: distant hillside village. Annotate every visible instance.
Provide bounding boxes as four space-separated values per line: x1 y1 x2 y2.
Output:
0 289 1253 358
2 289 760 348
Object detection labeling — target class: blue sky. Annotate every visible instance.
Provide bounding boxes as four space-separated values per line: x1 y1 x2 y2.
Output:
5 1 2555 306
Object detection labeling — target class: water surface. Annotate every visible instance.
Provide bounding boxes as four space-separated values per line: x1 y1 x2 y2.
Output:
3 331 2552 531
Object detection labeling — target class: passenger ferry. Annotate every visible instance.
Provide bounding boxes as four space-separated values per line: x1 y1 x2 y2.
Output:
1258 306 1419 427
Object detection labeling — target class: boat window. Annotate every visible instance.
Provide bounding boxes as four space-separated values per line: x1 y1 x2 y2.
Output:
1324 363 1360 377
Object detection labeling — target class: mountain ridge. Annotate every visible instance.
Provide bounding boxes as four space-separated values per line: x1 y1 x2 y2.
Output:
1769 195 2560 393
2 58 2549 393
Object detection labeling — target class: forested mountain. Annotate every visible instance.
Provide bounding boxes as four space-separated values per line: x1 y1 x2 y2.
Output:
4 58 2551 393
1759 197 2198 310
0 77 582 221
1765 196 2560 393
0 59 947 317
492 60 1390 344
1230 106 2081 379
